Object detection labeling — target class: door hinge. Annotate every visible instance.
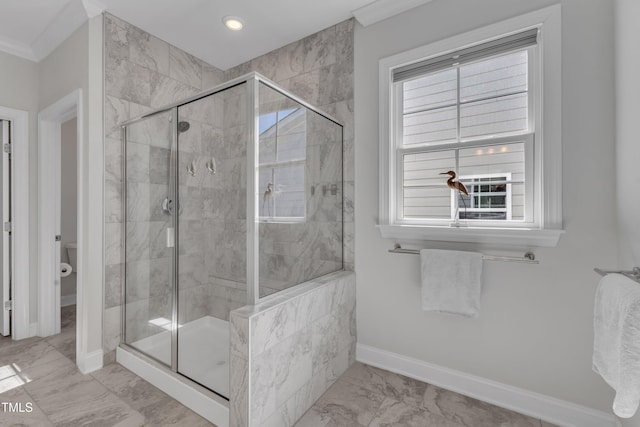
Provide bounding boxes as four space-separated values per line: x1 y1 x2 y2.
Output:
3 222 11 233
3 144 10 154
4 300 12 311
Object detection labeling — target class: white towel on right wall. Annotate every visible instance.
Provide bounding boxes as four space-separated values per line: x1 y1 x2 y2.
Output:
593 273 640 418
420 249 483 318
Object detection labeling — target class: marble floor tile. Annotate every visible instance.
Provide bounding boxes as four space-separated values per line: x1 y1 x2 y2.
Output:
0 335 41 352
294 405 333 427
46 391 144 427
61 304 77 330
369 397 464 427
21 351 87 394
0 387 53 426
45 328 76 362
0 339 67 373
313 378 386 426
422 383 541 427
0 302 215 427
297 361 557 427
341 362 427 408
91 362 173 412
23 354 145 426
136 396 213 427
92 362 213 426
296 404 368 427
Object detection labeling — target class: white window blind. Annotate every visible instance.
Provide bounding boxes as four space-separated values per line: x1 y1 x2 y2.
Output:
392 28 538 83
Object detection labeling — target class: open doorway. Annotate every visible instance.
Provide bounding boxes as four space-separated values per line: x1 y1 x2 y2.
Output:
43 117 78 360
38 89 83 366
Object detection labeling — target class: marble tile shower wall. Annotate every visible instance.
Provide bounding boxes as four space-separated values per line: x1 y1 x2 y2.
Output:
226 18 355 275
102 13 225 363
257 89 344 297
178 84 249 323
103 14 355 364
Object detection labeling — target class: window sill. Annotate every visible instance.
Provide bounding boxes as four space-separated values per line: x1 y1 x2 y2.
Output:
377 224 564 247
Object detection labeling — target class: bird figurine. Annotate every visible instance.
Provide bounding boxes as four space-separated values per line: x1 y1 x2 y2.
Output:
440 170 469 219
440 171 468 196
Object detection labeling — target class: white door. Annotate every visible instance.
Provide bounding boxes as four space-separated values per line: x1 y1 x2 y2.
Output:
0 120 10 336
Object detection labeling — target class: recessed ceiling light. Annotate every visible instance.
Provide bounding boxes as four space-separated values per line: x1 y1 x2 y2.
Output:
223 16 244 31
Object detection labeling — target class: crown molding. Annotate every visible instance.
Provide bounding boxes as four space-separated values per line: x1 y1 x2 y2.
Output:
0 0 106 63
83 0 107 19
0 36 37 62
31 0 92 61
352 0 434 27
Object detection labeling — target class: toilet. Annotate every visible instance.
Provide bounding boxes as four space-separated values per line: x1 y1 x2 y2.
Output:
65 242 77 273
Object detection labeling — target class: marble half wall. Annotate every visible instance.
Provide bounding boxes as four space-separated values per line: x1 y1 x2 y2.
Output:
229 271 356 427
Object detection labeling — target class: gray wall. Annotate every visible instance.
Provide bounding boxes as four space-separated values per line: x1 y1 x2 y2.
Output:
355 0 617 413
0 51 39 324
616 0 640 425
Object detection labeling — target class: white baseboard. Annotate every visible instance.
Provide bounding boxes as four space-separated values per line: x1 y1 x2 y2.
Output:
356 343 617 427
77 349 103 374
28 322 38 337
61 294 77 307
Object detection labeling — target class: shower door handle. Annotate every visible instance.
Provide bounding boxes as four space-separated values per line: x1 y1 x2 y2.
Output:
162 197 173 215
166 227 175 248
161 198 182 216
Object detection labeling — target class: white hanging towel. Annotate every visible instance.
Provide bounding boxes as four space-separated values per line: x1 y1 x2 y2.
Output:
420 249 483 318
593 273 640 418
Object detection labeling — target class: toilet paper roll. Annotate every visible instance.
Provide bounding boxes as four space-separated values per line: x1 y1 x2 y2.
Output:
60 263 73 278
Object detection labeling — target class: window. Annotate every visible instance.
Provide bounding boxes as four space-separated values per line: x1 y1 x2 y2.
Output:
378 6 563 246
455 174 512 220
259 107 306 221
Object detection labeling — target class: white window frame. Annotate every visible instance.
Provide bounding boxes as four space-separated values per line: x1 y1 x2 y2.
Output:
378 5 564 247
258 107 306 223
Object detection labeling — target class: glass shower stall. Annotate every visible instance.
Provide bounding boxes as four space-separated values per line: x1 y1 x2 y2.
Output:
120 73 344 400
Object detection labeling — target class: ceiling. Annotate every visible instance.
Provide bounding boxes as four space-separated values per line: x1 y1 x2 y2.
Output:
0 0 432 69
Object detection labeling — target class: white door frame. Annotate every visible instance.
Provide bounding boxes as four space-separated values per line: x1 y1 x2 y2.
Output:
0 106 29 340
1 120 10 336
38 90 83 345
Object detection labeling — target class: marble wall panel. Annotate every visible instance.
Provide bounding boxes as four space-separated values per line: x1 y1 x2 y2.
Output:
128 26 170 75
225 20 354 301
230 271 356 427
169 46 203 89
102 13 225 359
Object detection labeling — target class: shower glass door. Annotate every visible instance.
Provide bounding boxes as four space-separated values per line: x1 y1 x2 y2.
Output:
123 109 175 366
175 82 247 399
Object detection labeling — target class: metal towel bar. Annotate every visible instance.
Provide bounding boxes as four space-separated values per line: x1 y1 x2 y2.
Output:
594 267 640 284
388 244 538 264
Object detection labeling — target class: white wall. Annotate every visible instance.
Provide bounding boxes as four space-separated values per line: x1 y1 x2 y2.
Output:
355 0 617 413
60 117 77 300
38 18 104 359
0 51 39 325
615 0 640 425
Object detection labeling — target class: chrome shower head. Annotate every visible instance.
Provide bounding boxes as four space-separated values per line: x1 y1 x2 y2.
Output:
178 121 190 133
